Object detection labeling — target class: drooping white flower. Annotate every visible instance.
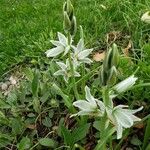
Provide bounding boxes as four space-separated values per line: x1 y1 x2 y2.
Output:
45 32 72 57
54 59 80 82
106 105 143 139
71 86 105 117
71 39 93 66
112 75 137 94
141 11 150 24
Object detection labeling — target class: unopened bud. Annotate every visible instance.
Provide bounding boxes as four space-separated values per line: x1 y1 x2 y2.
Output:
70 16 77 36
107 66 117 86
66 0 74 17
63 11 71 31
111 43 119 67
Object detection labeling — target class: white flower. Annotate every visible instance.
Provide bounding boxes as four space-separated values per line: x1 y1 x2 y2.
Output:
107 105 143 139
54 59 80 82
141 11 150 24
71 39 93 66
112 75 137 94
71 86 105 117
45 32 72 57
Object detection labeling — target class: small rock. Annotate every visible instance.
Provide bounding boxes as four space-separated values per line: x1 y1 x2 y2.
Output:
1 83 8 91
9 76 17 85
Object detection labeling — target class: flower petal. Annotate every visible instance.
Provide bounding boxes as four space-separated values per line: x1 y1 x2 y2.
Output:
74 71 81 77
114 110 133 128
81 58 93 64
58 32 67 46
50 40 63 47
56 62 67 70
116 121 123 139
96 100 105 114
73 100 96 111
85 86 97 106
78 49 93 60
123 106 143 114
113 75 138 93
77 39 84 52
54 70 65 76
45 46 64 57
63 45 70 56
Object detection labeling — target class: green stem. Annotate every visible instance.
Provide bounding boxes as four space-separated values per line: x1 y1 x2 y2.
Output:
68 33 79 100
68 53 79 100
81 64 85 91
95 86 113 149
102 86 111 107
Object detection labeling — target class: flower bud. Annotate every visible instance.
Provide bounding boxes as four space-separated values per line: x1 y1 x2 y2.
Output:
63 0 77 36
100 43 119 86
63 11 71 31
141 11 150 24
70 16 77 36
111 43 119 67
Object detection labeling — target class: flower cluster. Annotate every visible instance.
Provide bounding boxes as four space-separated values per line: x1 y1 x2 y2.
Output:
45 32 93 82
72 75 143 139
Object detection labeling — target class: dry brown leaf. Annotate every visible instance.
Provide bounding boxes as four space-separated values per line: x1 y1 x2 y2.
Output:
133 122 144 129
93 51 105 62
26 124 36 130
123 41 132 56
106 31 121 44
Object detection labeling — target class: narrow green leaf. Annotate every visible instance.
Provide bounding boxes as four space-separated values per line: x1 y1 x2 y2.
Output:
33 98 40 114
32 70 39 97
142 118 150 150
52 83 71 109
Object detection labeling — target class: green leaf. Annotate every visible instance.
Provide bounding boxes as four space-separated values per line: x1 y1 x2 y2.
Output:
93 121 101 131
52 83 71 109
11 118 24 135
32 69 39 97
40 91 50 103
0 99 10 109
6 92 17 105
33 98 40 114
23 68 34 81
142 118 150 150
61 125 72 146
0 133 13 148
131 135 142 146
38 138 55 148
72 123 90 143
42 117 52 127
17 137 31 150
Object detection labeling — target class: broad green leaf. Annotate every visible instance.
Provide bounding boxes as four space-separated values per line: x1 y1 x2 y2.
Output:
40 91 50 103
93 121 101 131
42 117 52 127
33 98 40 114
0 99 10 109
130 135 142 146
38 138 55 148
17 137 31 150
72 123 90 143
61 125 72 146
23 68 33 81
6 92 17 105
11 118 24 135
